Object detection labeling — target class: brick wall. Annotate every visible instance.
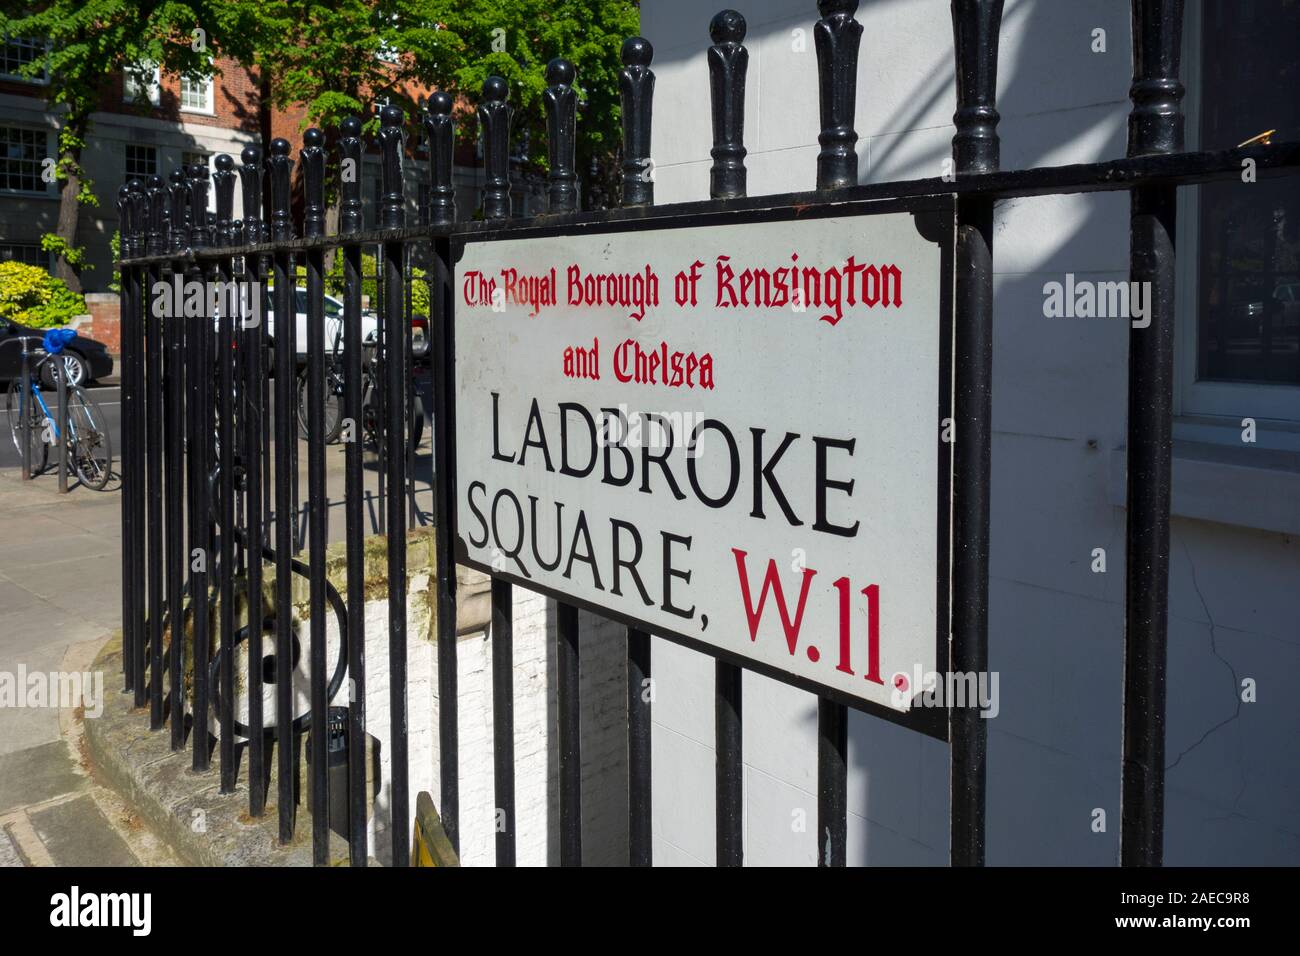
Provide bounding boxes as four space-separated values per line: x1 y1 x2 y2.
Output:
82 294 121 355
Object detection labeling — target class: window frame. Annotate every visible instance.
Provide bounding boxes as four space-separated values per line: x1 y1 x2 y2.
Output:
0 37 50 84
0 123 54 196
123 62 161 106
179 73 215 115
1174 0 1300 427
125 142 159 182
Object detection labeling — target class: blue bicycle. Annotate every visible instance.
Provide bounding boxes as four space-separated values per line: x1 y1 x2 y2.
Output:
4 329 113 489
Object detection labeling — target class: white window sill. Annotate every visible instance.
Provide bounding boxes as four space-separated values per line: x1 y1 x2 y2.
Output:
0 188 54 198
179 107 215 116
1108 435 1300 536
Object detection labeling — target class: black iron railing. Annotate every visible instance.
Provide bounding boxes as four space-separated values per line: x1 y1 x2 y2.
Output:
114 0 1300 867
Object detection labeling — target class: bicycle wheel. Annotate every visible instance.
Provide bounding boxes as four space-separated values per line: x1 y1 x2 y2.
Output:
296 364 345 443
6 379 48 475
67 386 112 490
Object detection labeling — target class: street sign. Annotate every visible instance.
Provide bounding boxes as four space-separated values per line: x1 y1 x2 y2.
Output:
454 199 954 730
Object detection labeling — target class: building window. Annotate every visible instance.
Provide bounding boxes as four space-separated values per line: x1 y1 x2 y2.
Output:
0 37 48 83
0 125 49 193
0 243 49 271
123 62 161 106
125 144 157 181
180 75 214 113
1177 0 1300 424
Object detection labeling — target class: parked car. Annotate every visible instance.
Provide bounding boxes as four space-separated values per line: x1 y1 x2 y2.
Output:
262 288 379 367
0 318 113 387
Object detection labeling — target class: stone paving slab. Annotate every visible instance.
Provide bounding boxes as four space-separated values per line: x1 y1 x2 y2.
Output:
0 742 89 815
29 793 138 867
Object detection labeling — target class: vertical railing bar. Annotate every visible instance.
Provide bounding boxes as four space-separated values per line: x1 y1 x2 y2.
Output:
1121 0 1184 868
948 0 1003 867
619 35 656 866
268 137 297 841
301 129 331 865
707 9 748 867
491 577 515 866
557 601 582 866
166 167 188 751
240 146 267 816
146 175 167 730
338 117 369 865
626 628 652 867
816 700 848 866
129 181 149 707
214 155 238 792
426 90 460 852
118 183 140 698
114 185 130 690
56 333 67 494
378 106 411 866
187 164 213 772
813 0 862 868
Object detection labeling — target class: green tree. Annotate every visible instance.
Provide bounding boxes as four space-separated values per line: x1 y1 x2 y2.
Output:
0 2 250 292
235 1 639 207
406 1 640 204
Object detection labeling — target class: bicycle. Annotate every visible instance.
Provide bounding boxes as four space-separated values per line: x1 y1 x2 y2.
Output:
3 329 113 490
296 321 429 451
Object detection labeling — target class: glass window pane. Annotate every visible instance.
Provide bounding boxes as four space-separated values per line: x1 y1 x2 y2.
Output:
1196 0 1300 386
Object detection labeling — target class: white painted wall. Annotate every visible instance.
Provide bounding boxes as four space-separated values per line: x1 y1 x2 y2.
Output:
635 0 1300 865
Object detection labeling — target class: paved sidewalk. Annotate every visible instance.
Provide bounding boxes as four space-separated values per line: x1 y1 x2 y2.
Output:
0 468 176 866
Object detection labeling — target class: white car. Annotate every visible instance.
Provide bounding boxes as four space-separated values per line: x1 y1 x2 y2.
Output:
263 289 379 365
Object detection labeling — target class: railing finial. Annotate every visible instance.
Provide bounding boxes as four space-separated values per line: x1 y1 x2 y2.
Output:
267 137 294 242
544 59 579 214
422 94 456 227
620 37 656 207
146 175 167 257
117 186 133 259
213 154 236 247
339 117 364 234
302 128 326 238
128 179 148 256
238 144 263 246
707 9 748 200
379 105 406 229
1127 0 1185 157
815 0 862 190
167 168 189 253
480 76 512 220
186 164 210 248
950 0 1005 176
